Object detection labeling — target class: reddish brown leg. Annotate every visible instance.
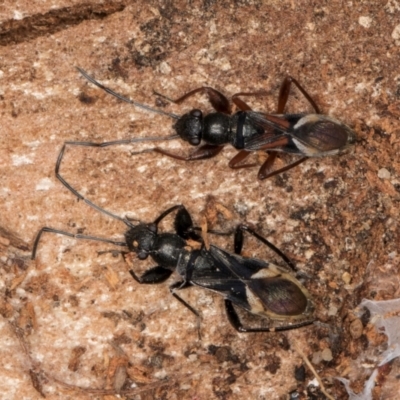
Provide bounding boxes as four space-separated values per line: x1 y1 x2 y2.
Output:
154 87 231 114
152 144 224 161
278 76 320 113
257 152 278 180
231 91 267 111
259 157 309 180
255 136 309 179
228 150 257 169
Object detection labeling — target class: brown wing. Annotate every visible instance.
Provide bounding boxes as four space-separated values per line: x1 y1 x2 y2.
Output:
244 112 294 151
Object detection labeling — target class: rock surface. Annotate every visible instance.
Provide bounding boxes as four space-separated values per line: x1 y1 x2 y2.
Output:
1 1 400 399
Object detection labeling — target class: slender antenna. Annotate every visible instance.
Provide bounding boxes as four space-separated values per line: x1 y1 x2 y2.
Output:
56 142 140 229
31 227 128 260
88 135 180 148
76 67 180 120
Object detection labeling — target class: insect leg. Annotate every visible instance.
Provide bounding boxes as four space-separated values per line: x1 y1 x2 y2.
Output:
152 204 184 225
231 90 268 111
234 224 296 271
129 266 173 284
154 86 231 114
151 144 224 162
253 133 309 180
224 300 313 333
225 227 281 332
172 205 202 241
228 149 258 169
170 280 202 339
32 227 127 260
258 155 308 180
278 76 320 114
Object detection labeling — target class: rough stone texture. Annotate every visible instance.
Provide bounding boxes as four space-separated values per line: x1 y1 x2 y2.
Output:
1 1 399 399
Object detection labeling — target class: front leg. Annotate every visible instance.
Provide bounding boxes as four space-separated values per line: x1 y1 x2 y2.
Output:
152 144 224 161
129 266 173 284
173 205 202 241
154 86 231 114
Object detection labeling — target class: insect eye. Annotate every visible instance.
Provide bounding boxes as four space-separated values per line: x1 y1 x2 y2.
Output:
191 109 202 118
138 251 148 260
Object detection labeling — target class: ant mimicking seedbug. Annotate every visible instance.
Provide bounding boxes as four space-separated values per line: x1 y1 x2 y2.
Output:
65 67 355 181
32 201 314 333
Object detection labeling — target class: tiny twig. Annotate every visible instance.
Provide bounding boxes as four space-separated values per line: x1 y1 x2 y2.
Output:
294 343 335 400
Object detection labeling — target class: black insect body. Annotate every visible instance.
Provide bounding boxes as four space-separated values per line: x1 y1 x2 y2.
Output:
32 205 314 333
70 67 355 181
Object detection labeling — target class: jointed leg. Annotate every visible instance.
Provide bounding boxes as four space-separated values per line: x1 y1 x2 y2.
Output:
258 156 308 180
150 204 201 241
231 90 268 111
150 144 224 162
225 299 313 332
170 280 202 339
152 204 184 225
129 266 173 284
172 206 201 241
233 224 296 271
154 86 231 114
128 260 201 337
278 76 320 114
228 150 258 169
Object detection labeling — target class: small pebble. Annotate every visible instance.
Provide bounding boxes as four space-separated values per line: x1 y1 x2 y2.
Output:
358 16 372 28
312 351 322 365
328 306 338 316
321 348 333 362
350 318 363 339
342 271 352 284
392 24 400 43
305 249 315 260
378 168 391 179
328 281 338 289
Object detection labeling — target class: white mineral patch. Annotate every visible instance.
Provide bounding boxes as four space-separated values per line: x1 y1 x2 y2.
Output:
35 178 54 191
378 168 391 179
13 11 23 20
358 16 372 28
11 154 33 166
